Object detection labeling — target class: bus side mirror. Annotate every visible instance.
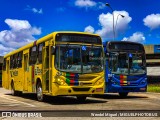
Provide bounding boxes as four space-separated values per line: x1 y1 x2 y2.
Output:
52 46 56 55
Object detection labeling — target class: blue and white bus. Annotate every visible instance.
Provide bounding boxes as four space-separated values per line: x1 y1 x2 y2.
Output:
103 41 147 97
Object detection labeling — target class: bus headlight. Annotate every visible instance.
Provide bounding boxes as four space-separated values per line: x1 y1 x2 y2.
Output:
95 79 104 85
56 78 67 86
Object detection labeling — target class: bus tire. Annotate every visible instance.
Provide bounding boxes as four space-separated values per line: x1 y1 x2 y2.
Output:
119 92 128 98
11 82 18 96
36 82 44 102
76 96 87 102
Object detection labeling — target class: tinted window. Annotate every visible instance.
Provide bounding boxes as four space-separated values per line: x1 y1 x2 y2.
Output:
17 52 22 68
13 54 18 69
29 46 38 65
37 43 44 64
3 58 6 71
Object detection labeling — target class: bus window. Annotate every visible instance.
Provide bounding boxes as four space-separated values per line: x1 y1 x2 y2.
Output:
17 52 22 68
82 47 103 73
10 55 14 69
3 58 6 71
55 45 103 73
130 53 146 74
13 54 18 69
29 46 38 65
55 45 81 73
38 43 44 64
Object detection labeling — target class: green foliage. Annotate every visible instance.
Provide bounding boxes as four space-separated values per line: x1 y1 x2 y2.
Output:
147 84 160 93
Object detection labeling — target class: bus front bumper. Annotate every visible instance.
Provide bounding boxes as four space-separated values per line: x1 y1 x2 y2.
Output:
52 83 105 96
106 84 147 93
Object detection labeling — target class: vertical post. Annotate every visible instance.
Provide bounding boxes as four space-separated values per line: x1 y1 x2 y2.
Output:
106 3 115 40
115 14 125 37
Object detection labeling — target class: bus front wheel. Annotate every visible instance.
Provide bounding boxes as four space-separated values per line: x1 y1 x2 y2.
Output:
36 82 44 102
119 92 128 98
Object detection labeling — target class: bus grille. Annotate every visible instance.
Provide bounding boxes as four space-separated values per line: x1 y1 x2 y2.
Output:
122 87 135 90
72 88 90 92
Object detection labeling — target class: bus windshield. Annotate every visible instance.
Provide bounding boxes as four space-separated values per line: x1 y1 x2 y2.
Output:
109 52 146 75
55 45 103 73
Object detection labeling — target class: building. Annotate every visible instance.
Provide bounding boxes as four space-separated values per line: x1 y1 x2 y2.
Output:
144 45 160 76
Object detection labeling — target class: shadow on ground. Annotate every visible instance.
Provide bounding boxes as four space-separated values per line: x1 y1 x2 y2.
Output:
5 93 107 105
93 93 148 99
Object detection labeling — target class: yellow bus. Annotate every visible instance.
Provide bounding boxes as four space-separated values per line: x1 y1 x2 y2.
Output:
2 31 105 102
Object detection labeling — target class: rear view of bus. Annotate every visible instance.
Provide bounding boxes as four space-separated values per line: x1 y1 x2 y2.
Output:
104 41 147 97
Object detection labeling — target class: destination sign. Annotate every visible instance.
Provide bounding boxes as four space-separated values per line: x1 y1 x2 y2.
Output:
108 42 144 52
56 33 102 44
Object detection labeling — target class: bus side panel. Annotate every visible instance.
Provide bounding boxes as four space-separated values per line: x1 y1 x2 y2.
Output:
2 58 10 89
27 65 34 92
2 71 6 89
13 68 18 91
4 59 10 89
34 64 43 93
16 68 24 91
10 68 23 91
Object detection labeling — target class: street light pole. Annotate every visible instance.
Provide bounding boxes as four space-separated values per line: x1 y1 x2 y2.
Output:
106 3 115 40
115 14 125 37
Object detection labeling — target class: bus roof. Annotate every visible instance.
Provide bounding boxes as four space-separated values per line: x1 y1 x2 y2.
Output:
4 31 100 58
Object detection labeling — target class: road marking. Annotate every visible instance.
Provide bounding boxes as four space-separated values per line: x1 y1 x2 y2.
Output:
0 95 36 107
0 103 20 107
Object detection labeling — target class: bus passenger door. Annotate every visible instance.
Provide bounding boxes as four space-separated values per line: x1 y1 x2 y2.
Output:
24 54 29 91
42 46 49 92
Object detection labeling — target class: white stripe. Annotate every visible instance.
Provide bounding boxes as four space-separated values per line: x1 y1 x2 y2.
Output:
0 95 36 107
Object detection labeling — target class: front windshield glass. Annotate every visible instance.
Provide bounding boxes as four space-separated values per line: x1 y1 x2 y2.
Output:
82 47 103 73
130 53 146 74
55 45 103 73
109 52 146 75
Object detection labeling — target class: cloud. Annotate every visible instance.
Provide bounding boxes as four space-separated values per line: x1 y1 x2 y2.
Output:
5 19 31 31
0 19 41 56
84 25 95 33
74 0 105 9
122 32 145 43
97 2 105 9
75 0 96 7
143 14 160 30
95 11 132 39
25 5 43 14
32 8 43 14
0 44 15 56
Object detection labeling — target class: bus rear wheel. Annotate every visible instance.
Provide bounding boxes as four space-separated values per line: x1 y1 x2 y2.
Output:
36 82 44 102
119 92 128 98
76 96 87 102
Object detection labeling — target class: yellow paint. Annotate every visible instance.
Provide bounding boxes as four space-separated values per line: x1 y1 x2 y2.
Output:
2 31 105 96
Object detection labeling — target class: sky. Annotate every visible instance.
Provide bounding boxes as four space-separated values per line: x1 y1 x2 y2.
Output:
0 0 160 56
